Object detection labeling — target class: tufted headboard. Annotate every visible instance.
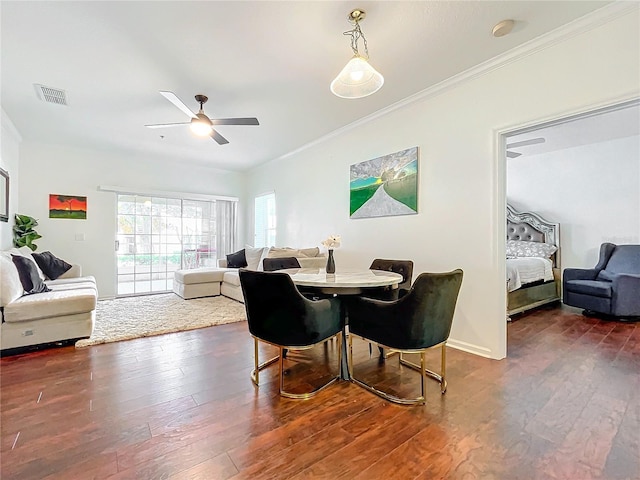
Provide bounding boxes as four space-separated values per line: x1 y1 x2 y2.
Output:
507 204 560 267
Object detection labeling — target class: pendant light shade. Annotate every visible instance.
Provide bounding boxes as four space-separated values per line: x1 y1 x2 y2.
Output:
330 9 384 99
330 55 384 99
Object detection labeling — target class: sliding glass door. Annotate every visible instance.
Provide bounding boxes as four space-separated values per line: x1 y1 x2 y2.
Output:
116 195 221 296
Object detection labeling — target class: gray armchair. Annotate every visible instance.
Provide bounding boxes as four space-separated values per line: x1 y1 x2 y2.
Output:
563 243 640 318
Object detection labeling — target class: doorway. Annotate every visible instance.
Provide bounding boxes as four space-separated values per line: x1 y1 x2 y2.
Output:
502 99 640 325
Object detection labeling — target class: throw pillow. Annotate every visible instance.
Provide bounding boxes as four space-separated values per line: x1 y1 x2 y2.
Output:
0 255 24 306
298 247 320 258
226 249 248 268
244 245 267 271
11 255 51 295
506 240 557 259
256 247 270 272
1 247 46 281
32 251 73 280
267 247 301 258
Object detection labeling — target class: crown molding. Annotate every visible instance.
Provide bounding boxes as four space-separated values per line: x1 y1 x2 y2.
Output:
274 2 638 164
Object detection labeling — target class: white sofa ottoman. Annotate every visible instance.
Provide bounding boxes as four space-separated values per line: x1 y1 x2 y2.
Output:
172 267 226 300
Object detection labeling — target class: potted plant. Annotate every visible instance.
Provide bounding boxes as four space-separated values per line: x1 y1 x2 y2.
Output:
13 213 42 251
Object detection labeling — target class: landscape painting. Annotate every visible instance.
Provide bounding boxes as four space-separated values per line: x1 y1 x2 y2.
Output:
350 147 418 219
49 194 87 219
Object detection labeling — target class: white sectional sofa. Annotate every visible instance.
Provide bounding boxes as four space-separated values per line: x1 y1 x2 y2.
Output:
0 248 97 353
173 246 327 303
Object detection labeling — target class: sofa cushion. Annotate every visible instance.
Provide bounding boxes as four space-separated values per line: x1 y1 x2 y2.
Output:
605 245 640 274
226 249 248 268
565 279 612 298
596 270 615 282
47 280 98 292
174 268 225 285
3 287 97 323
0 255 23 307
32 251 72 280
46 275 96 287
12 255 51 295
223 270 241 287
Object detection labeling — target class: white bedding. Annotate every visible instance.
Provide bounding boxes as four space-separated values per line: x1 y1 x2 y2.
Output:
507 257 554 292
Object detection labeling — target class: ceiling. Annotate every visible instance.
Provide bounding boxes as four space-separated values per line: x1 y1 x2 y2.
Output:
1 1 614 172
506 102 640 158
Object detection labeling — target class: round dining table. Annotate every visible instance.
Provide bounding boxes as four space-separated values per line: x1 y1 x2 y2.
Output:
282 268 404 295
281 268 404 380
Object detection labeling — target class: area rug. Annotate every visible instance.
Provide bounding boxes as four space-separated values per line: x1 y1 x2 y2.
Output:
76 294 246 347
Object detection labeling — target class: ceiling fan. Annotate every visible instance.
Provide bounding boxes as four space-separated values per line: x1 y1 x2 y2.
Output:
506 137 545 158
145 91 259 145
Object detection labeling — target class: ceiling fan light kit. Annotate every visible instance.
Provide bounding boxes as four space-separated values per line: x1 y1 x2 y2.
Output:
190 117 213 136
190 95 214 136
330 9 384 99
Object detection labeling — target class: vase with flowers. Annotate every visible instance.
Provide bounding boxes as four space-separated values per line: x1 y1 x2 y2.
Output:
321 234 341 274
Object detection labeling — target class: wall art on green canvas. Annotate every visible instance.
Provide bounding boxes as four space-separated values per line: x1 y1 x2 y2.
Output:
350 147 418 219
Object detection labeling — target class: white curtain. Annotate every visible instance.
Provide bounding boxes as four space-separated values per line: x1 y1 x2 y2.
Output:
216 200 238 258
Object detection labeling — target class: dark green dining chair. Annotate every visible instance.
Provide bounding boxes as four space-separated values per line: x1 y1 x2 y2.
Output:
364 259 414 357
239 269 344 399
346 269 463 405
367 258 414 300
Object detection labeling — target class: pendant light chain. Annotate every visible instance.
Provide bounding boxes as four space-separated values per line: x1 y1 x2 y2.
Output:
344 21 369 59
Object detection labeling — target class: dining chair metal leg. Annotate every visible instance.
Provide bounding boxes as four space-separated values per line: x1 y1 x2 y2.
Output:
278 333 342 400
349 334 426 405
250 337 279 386
348 334 354 379
399 342 447 393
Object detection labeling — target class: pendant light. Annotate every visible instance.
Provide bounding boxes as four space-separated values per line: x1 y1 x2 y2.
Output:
330 9 384 99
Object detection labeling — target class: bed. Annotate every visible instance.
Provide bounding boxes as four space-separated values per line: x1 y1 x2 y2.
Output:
506 204 561 318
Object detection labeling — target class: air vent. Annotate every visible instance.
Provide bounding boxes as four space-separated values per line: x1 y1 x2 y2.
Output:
34 84 68 106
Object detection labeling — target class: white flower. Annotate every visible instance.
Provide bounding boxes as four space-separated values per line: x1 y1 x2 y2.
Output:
321 234 341 249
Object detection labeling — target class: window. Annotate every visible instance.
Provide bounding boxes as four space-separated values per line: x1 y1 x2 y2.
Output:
116 194 237 296
254 192 276 247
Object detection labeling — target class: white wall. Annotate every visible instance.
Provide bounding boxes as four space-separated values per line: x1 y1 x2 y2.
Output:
508 135 640 269
245 9 640 359
0 110 21 249
18 142 245 298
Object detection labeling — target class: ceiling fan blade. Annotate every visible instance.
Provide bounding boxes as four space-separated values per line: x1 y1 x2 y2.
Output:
211 118 260 126
506 137 545 149
506 151 522 158
210 129 229 145
159 91 197 119
145 122 190 129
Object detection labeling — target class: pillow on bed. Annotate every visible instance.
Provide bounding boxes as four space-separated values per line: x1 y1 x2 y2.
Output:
506 240 557 259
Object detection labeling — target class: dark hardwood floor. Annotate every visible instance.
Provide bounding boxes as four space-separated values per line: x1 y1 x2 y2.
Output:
1 304 638 479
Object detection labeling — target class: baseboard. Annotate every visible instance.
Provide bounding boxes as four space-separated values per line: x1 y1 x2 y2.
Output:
446 338 495 359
